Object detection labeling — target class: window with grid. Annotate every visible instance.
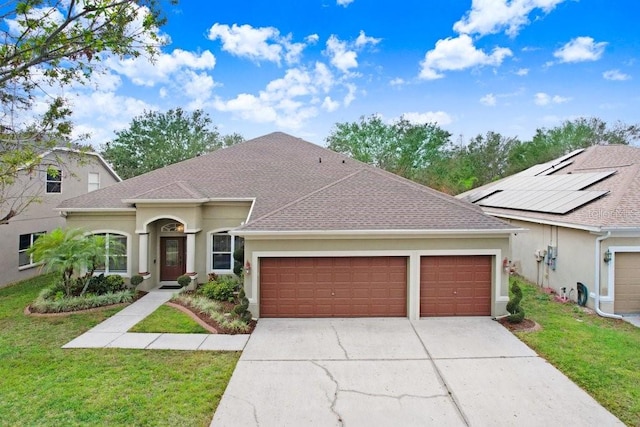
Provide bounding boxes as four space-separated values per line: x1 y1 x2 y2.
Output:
93 233 127 274
212 232 244 271
88 172 100 192
18 232 45 267
46 169 62 193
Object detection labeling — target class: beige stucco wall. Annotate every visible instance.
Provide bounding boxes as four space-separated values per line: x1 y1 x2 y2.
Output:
0 152 119 287
504 218 640 313
243 235 511 319
65 202 251 290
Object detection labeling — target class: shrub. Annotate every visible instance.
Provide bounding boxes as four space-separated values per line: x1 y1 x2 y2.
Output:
171 294 250 334
233 247 244 277
506 282 525 323
31 290 135 313
130 275 144 287
105 275 126 292
177 274 192 288
232 285 252 323
199 276 237 302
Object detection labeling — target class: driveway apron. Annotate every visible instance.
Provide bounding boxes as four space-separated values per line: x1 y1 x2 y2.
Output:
211 317 622 427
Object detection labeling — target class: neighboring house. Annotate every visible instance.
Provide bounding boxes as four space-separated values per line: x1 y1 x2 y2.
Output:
459 145 640 317
59 132 521 319
0 148 121 287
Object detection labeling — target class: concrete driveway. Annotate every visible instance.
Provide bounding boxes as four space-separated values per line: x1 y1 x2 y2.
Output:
211 318 622 426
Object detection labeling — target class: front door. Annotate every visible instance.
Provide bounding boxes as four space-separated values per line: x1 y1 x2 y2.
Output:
160 237 186 281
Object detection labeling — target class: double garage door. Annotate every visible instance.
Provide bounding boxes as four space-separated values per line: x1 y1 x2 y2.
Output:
260 255 492 318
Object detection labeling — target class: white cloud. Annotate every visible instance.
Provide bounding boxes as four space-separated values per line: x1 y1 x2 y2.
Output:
389 77 405 86
207 23 306 65
400 111 453 126
603 69 631 81
305 34 320 44
213 63 342 129
355 30 381 48
337 0 354 6
453 0 565 37
515 68 529 76
419 35 512 80
480 93 497 106
325 35 358 73
343 83 357 106
106 49 215 87
321 96 340 112
534 92 571 106
553 36 607 63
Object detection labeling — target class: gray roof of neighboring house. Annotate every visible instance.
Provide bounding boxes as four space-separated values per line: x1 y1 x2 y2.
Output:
59 132 515 232
459 144 640 230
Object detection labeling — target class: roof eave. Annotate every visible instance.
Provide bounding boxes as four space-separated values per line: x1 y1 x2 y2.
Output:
230 228 524 238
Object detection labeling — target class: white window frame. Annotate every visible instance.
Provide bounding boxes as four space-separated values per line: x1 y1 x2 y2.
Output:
46 169 62 193
88 172 100 192
207 230 244 274
92 231 131 276
18 231 45 270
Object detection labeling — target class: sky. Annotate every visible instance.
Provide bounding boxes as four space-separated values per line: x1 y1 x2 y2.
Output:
52 1 640 147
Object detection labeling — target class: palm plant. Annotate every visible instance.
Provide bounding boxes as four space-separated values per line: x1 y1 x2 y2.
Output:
27 228 115 297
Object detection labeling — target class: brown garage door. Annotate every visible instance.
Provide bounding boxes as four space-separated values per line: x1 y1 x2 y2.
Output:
260 257 407 317
420 255 492 316
614 252 640 314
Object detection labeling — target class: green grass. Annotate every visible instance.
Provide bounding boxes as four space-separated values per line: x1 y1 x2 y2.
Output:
129 304 209 333
511 276 640 426
0 274 240 426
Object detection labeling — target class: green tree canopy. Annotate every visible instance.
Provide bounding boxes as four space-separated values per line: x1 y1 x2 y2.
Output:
0 0 171 221
326 115 452 180
102 108 243 179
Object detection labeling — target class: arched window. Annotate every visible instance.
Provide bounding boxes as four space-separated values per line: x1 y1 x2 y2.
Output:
94 233 128 274
211 231 244 272
160 222 184 233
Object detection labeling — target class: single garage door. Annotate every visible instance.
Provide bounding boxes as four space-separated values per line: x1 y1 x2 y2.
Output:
260 257 407 317
614 252 640 314
420 255 492 316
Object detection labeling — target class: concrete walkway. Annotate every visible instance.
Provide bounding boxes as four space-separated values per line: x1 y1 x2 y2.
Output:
62 290 249 351
212 318 623 427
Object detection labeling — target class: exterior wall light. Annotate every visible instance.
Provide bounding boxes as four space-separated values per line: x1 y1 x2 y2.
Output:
604 249 612 263
245 260 252 275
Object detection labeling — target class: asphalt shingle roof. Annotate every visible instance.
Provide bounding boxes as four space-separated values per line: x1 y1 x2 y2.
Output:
60 132 514 232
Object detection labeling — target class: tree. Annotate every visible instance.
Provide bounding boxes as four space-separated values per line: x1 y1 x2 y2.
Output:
27 228 122 296
102 108 242 179
1 0 171 221
326 115 451 180
507 117 640 175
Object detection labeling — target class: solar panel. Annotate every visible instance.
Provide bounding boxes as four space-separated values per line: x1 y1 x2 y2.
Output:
487 171 615 192
516 148 585 177
478 190 609 214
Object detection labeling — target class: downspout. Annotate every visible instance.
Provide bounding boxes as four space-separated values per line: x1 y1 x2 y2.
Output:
594 231 622 319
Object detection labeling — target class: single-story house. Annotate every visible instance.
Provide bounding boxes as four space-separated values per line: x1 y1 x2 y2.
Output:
459 144 640 317
59 132 521 319
0 148 120 287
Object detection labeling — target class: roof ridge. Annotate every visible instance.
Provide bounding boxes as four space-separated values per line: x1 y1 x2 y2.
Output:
241 169 365 227
175 181 205 199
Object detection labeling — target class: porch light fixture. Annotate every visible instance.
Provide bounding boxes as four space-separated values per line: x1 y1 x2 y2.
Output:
245 260 251 275
603 249 612 263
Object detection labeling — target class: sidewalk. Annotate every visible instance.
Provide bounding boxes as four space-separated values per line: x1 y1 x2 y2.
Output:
62 290 249 351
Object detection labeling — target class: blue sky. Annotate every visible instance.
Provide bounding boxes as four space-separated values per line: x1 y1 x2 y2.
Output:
65 0 640 146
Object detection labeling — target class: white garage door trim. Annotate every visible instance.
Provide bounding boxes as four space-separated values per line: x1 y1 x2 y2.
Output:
251 249 504 320
606 246 640 304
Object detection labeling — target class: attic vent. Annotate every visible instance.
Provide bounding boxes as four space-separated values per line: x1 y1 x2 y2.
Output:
342 160 345 163
319 157 322 163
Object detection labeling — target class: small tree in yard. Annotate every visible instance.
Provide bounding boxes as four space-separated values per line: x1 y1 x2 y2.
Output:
28 227 121 296
506 282 525 323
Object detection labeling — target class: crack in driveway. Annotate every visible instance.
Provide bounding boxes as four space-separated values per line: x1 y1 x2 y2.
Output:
310 361 344 426
340 389 449 401
331 323 349 359
226 394 260 427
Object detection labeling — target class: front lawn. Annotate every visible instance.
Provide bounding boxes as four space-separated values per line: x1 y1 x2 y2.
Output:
129 304 209 334
0 274 239 426
511 276 640 426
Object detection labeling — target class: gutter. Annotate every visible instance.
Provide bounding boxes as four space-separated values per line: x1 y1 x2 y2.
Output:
594 231 622 319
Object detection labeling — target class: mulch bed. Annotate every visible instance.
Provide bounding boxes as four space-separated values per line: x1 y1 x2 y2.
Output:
169 298 256 335
24 291 147 317
497 317 541 333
